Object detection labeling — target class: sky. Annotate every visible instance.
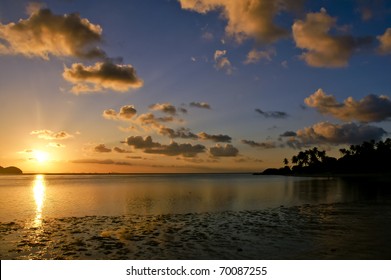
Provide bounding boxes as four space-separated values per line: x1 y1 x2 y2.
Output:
1 0 391 173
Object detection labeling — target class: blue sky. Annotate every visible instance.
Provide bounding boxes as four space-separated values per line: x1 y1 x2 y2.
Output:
1 0 391 173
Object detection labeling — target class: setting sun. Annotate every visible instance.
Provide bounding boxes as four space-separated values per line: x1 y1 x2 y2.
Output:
33 150 49 163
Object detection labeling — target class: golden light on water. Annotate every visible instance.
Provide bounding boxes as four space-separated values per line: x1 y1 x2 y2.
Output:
32 174 46 227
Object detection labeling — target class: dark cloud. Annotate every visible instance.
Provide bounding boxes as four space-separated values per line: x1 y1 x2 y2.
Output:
94 144 111 153
0 7 105 59
209 144 239 157
305 89 391 122
71 159 133 166
198 132 232 143
255 109 288 119
145 142 206 157
113 147 132 153
63 61 143 94
295 121 387 145
241 140 276 149
159 127 199 140
189 102 211 109
280 131 297 137
123 136 161 149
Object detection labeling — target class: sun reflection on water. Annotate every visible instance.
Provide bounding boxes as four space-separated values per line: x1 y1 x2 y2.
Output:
32 174 46 228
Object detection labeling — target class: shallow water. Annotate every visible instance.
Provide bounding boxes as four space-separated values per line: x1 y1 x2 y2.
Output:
0 174 390 223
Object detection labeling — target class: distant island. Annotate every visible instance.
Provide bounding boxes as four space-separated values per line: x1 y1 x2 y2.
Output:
0 166 23 175
258 138 391 176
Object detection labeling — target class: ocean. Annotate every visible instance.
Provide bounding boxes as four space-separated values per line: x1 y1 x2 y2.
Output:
0 173 389 223
1 173 391 259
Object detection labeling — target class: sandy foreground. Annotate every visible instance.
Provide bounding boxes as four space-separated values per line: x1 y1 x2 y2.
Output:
1 202 391 260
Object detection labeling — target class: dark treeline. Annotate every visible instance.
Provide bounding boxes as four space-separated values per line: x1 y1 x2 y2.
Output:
261 138 391 175
0 166 23 174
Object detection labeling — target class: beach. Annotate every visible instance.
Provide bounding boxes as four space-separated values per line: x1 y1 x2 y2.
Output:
1 201 391 260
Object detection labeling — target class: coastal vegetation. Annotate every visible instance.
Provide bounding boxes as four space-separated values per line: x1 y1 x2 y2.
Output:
0 166 23 174
261 138 391 176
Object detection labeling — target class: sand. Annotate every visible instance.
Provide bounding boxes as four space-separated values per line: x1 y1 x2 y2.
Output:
1 202 391 260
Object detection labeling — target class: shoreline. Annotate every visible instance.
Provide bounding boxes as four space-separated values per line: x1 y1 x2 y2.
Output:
1 201 391 260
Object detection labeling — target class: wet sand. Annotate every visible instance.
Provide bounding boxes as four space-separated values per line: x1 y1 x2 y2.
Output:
1 202 391 260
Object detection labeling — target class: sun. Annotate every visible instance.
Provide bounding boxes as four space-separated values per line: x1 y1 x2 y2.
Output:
33 150 50 163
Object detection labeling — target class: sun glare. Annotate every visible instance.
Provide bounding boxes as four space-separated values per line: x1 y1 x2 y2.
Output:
33 150 49 163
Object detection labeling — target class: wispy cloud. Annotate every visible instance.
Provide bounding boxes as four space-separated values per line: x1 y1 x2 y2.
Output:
71 159 133 166
244 48 276 64
189 102 211 110
198 132 232 143
255 109 288 119
241 139 276 149
214 50 234 75
31 130 73 140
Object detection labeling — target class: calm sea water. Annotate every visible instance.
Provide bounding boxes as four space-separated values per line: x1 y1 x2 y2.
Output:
0 173 390 223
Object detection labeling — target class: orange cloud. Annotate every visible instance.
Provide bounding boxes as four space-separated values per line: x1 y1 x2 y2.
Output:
378 28 391 54
103 105 137 121
305 89 391 122
0 8 105 60
179 0 303 43
292 9 371 67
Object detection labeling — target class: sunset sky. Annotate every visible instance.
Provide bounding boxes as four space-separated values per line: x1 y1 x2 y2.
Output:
1 0 391 173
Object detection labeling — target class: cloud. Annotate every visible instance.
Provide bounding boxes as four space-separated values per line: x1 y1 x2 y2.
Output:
178 0 303 43
94 144 111 153
71 159 133 166
255 109 288 119
48 142 66 148
305 89 391 122
31 130 73 140
137 113 175 127
198 132 232 143
241 139 276 149
214 50 234 74
63 61 143 94
189 102 211 109
113 147 132 153
103 105 137 121
149 103 183 116
209 144 239 157
280 131 297 137
145 142 206 157
0 8 105 60
123 135 206 157
123 136 161 149
159 127 199 140
378 28 391 54
244 48 276 64
292 9 372 67
295 121 387 145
